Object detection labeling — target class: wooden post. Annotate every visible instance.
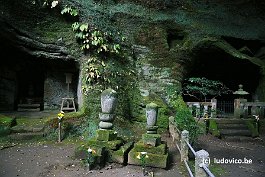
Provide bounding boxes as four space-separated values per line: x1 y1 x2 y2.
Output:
181 130 189 162
58 122 61 142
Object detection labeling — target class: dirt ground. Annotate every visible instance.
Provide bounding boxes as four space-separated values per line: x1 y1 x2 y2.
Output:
0 133 184 177
1 110 265 177
2 134 264 177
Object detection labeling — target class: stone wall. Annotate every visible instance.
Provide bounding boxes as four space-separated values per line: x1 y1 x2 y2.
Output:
44 70 78 110
134 45 181 104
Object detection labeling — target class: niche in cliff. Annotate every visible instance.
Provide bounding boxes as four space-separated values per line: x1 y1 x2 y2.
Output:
0 38 79 111
167 29 186 50
184 45 261 101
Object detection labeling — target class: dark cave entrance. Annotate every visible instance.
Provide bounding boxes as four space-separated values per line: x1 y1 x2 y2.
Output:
0 42 79 112
16 58 45 110
184 47 261 103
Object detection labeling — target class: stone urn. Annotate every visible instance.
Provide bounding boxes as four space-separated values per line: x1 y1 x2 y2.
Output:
146 102 158 126
101 88 118 114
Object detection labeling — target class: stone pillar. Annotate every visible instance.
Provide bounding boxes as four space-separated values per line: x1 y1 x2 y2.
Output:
234 98 247 118
180 130 189 162
146 102 158 134
98 88 117 130
195 149 209 177
142 102 161 146
203 105 208 117
211 99 217 118
194 103 200 118
251 101 260 118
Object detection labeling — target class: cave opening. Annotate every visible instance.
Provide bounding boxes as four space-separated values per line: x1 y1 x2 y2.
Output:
167 29 185 50
0 40 79 112
183 47 261 103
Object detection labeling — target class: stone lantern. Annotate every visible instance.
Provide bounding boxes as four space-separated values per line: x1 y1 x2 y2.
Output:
233 84 249 118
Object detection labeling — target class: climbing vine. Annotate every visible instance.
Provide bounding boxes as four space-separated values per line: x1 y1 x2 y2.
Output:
61 5 79 17
43 1 129 90
71 22 122 54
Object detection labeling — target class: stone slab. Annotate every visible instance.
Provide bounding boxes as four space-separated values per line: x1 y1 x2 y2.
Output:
134 141 167 155
96 129 117 141
142 133 161 146
128 148 168 168
88 138 123 150
109 142 134 164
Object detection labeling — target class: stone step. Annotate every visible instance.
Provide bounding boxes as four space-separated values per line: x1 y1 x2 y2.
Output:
220 129 252 136
215 119 248 124
222 136 255 142
8 132 44 140
218 123 248 130
11 125 44 133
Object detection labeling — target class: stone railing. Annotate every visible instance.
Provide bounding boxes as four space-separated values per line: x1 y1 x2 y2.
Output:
186 99 217 118
169 117 215 177
239 102 265 119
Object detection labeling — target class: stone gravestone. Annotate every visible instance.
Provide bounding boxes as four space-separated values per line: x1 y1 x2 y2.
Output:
128 102 169 168
79 88 133 169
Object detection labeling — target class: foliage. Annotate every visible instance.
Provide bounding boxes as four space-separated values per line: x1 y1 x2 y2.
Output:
61 5 79 17
0 115 16 127
208 119 220 137
72 22 123 54
182 77 231 101
0 125 11 137
245 120 259 137
173 95 199 142
81 57 109 93
136 152 149 169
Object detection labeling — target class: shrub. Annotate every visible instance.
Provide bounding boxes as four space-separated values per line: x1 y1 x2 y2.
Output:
0 115 16 127
0 125 11 137
173 95 199 142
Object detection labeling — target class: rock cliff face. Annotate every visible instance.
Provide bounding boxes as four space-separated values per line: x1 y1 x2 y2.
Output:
1 0 265 126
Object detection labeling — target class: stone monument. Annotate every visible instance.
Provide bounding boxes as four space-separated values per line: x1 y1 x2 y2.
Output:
78 88 133 169
128 102 169 168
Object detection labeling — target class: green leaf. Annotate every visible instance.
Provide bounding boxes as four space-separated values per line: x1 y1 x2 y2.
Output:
80 24 89 32
75 32 83 39
70 9 78 16
61 8 68 14
72 22 80 31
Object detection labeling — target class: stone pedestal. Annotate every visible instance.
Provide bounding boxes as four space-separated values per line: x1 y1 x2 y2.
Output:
87 129 133 165
128 141 168 168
